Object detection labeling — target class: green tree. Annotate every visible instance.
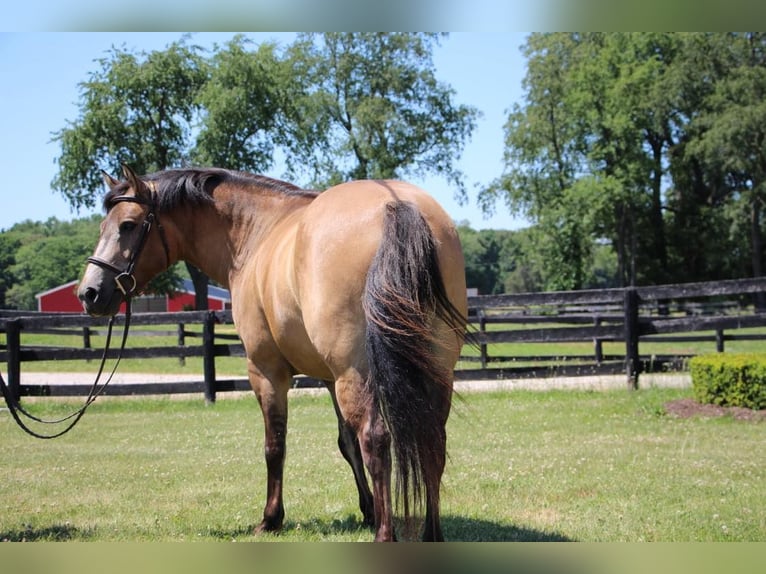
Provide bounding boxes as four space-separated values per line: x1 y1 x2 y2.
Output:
480 33 754 289
3 217 101 310
681 33 766 283
0 233 20 308
52 37 208 209
193 35 289 170
458 224 520 295
51 38 205 305
283 33 479 194
51 33 480 307
479 33 596 290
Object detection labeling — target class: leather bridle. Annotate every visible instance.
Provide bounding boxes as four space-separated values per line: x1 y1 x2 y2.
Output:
86 193 171 297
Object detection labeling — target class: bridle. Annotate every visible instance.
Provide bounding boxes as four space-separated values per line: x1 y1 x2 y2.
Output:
0 190 171 439
86 193 171 297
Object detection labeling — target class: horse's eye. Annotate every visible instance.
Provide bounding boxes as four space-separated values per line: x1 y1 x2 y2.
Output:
119 221 137 234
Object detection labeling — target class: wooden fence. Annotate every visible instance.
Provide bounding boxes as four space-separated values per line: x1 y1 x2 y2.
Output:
1 277 765 401
461 276 766 387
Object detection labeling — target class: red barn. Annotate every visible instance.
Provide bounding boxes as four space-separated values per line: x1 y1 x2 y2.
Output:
35 280 83 313
36 279 231 313
165 279 231 312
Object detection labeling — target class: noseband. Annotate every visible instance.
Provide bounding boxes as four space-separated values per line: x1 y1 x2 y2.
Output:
87 194 171 297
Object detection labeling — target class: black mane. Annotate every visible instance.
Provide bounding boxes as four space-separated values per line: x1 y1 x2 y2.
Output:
103 168 318 212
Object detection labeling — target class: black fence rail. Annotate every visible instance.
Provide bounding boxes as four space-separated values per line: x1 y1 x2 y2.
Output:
0 310 255 403
460 277 766 387
2 277 765 401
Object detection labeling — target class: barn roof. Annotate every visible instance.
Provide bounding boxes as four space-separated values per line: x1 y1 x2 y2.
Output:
35 280 79 300
172 279 231 303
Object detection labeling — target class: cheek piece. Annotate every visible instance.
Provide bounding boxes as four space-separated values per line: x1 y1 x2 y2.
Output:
86 194 171 297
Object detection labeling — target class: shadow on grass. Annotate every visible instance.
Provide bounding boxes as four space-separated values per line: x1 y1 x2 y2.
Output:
206 514 373 541
1 515 570 542
213 513 571 542
0 523 91 542
443 515 572 541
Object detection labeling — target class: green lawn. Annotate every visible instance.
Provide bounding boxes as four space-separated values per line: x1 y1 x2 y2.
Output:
1 387 763 542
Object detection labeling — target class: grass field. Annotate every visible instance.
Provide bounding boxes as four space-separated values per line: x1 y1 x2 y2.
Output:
1 386 763 542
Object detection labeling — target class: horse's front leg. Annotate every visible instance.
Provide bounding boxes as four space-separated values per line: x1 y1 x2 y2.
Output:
248 360 291 534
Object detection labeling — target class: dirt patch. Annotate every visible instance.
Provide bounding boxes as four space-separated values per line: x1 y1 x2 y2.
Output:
664 398 766 421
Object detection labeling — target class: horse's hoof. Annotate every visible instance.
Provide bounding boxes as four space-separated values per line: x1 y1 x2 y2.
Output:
254 520 282 535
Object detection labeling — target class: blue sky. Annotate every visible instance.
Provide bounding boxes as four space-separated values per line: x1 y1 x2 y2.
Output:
0 32 530 231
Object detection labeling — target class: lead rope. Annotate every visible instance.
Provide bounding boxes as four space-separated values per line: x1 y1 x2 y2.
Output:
0 300 132 439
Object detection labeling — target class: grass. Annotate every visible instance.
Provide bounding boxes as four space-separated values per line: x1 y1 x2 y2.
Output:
1 387 763 542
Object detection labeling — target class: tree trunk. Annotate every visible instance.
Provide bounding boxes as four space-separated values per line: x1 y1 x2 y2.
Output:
649 135 668 278
751 191 765 310
186 262 209 311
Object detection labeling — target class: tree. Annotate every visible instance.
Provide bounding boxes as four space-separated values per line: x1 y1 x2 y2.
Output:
51 38 205 306
681 33 766 283
3 217 101 310
282 33 479 194
479 33 597 290
192 35 289 170
480 33 762 289
0 233 20 308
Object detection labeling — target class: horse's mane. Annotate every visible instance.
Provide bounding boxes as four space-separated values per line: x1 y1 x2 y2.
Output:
103 168 318 212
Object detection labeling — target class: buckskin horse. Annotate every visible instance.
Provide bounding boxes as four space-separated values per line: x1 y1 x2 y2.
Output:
77 165 468 541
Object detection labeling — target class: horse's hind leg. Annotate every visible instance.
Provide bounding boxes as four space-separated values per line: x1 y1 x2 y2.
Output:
325 381 375 527
334 371 396 541
360 408 396 541
422 385 451 541
422 424 447 541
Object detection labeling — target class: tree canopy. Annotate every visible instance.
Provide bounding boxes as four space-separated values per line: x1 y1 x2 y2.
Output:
481 32 766 290
281 33 479 193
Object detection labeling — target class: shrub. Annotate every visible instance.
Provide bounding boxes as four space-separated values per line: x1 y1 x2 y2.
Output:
689 353 766 410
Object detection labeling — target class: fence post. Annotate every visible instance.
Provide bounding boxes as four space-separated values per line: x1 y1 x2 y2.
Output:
6 319 21 402
82 326 92 363
593 316 603 363
202 312 216 404
479 310 488 370
624 288 640 390
177 322 186 366
715 329 724 353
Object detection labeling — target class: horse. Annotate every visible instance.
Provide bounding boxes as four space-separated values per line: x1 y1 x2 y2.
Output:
77 165 468 542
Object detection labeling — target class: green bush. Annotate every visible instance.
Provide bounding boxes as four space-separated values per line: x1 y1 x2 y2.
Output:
689 353 766 410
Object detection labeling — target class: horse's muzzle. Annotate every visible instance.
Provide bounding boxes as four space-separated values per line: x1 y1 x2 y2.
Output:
77 282 122 317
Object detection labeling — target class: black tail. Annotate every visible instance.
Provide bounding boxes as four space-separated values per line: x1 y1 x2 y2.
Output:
362 200 466 528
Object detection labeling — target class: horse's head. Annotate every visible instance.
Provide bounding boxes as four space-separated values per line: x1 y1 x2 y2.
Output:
78 165 171 317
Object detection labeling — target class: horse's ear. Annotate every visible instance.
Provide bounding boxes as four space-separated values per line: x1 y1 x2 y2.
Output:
121 164 152 203
102 170 120 190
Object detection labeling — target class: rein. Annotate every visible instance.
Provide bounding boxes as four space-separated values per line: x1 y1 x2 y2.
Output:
0 304 132 439
0 193 169 439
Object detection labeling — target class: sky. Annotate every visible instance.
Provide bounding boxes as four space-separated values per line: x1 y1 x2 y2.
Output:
0 32 531 232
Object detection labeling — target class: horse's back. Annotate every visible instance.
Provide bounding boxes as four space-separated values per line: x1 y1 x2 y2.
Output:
295 180 467 379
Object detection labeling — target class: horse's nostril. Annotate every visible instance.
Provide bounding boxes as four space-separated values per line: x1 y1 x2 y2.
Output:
81 287 99 304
